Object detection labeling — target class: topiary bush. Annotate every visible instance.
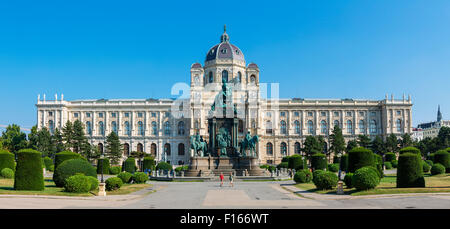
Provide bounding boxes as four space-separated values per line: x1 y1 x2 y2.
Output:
53 158 97 187
311 153 327 171
64 174 91 193
328 163 339 172
397 153 425 188
96 158 110 174
143 157 155 171
427 153 435 161
14 149 44 191
344 173 354 188
288 155 304 170
156 161 172 171
385 152 396 162
352 167 380 190
276 162 289 169
333 156 340 164
293 169 312 183
431 163 445 175
391 160 398 168
384 162 392 170
87 176 99 191
433 150 450 173
425 160 434 167
422 160 431 173
1 168 14 179
132 172 149 184
117 171 133 183
0 149 15 172
312 171 338 190
123 158 137 173
340 154 348 172
399 147 421 155
42 157 53 171
348 147 375 173
109 166 121 175
105 177 123 191
281 156 291 163
54 151 83 169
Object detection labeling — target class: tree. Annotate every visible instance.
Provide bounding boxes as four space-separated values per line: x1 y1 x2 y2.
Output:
27 126 39 150
386 133 399 153
329 125 345 157
131 151 146 172
371 135 386 155
357 135 371 148
346 139 358 153
53 128 65 154
437 126 450 149
1 124 28 154
400 133 413 148
72 120 89 154
105 131 122 165
303 136 323 157
35 127 54 158
62 120 74 151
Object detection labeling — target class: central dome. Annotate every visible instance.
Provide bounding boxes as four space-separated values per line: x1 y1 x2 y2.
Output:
205 26 245 63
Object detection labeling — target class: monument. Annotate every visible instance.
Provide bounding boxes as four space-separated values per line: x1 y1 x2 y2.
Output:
185 78 265 177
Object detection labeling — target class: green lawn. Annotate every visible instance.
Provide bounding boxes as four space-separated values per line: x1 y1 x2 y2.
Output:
0 178 151 197
294 173 450 196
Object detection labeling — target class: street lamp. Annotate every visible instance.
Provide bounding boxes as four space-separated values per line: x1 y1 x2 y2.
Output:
100 153 104 183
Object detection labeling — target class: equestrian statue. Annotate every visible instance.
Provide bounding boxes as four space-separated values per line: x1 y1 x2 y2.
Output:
239 131 259 157
190 132 208 157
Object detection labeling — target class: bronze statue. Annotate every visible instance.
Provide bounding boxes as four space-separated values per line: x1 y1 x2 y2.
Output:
190 132 208 157
239 131 259 157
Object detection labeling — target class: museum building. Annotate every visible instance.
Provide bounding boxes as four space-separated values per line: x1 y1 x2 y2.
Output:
35 28 413 165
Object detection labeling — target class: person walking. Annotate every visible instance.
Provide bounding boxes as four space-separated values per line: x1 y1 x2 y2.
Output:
219 172 224 187
229 172 234 187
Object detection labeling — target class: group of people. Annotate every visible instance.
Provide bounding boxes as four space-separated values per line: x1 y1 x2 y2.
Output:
219 172 234 187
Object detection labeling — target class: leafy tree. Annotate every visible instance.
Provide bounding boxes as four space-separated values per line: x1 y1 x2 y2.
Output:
36 127 54 158
386 133 399 153
62 120 74 151
72 120 89 154
329 125 345 157
27 126 39 150
400 133 413 148
131 151 146 172
371 135 386 155
53 128 65 154
346 139 358 153
105 131 122 165
80 143 100 163
303 136 323 157
357 135 371 148
317 136 326 154
437 126 450 149
1 124 28 154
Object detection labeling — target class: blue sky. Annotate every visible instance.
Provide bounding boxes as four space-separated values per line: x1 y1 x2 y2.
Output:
0 0 449 131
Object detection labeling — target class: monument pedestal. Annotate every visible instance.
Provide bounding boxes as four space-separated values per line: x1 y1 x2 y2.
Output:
185 156 265 177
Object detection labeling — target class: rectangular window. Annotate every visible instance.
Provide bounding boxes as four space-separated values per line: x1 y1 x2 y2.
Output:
397 110 401 115
280 112 285 117
370 112 376 116
346 112 352 117
73 113 78 118
294 111 299 117
151 112 156 117
48 112 53 117
266 112 272 117
321 111 326 116
334 111 339 117
86 112 91 118
308 112 313 117
124 113 129 118
359 112 364 116
111 113 116 118
99 113 103 118
138 112 143 118
165 112 170 117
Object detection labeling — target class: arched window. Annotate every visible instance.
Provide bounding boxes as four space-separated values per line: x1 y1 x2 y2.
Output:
334 120 340 128
98 143 103 153
151 143 157 157
250 75 256 83
209 72 213 83
266 121 273 134
266 142 273 155
178 143 185 156
307 120 314 134
346 120 353 134
280 142 287 156
152 121 157 135
49 120 54 134
86 121 92 135
294 120 300 134
280 120 287 134
99 121 104 136
251 120 256 129
164 143 171 156
178 121 185 135
239 120 244 133
124 121 130 136
137 143 143 152
294 142 301 154
396 119 402 132
123 143 130 157
320 120 327 134
237 72 242 83
222 70 228 82
359 120 365 133
164 121 171 136
138 121 144 136
370 120 377 134
112 121 117 134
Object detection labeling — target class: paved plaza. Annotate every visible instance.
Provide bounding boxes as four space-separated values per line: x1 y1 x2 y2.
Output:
0 180 450 209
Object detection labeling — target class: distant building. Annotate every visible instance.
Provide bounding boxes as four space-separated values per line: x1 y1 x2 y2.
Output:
417 105 450 139
412 128 423 141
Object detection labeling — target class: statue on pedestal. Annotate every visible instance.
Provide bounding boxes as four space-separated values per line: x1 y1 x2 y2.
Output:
239 131 259 157
190 132 208 157
216 127 231 157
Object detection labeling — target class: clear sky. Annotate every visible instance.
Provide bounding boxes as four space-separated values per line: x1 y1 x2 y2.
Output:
1 0 449 132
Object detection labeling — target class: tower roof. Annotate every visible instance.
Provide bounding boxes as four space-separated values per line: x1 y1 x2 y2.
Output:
205 26 245 63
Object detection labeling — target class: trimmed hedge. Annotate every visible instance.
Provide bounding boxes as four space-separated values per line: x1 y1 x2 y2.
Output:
175 165 189 173
156 161 172 171
132 172 149 184
293 169 312 183
385 152 396 162
143 157 155 171
288 155 304 170
109 166 121 175
433 150 450 173
431 163 445 175
64 174 91 193
14 149 44 191
333 156 340 164
54 151 83 169
399 147 421 155
384 162 392 170
344 173 354 188
117 171 133 183
373 154 384 178
1 168 14 178
281 156 290 163
425 160 434 167
352 167 380 190
87 176 99 191
312 170 338 190
105 177 123 191
311 153 327 171
340 154 348 172
427 153 435 161
123 158 137 173
391 160 398 168
397 153 425 188
53 159 97 187
96 158 110 174
328 163 339 172
42 157 53 171
0 149 15 172
422 160 431 173
348 147 375 173
276 162 289 169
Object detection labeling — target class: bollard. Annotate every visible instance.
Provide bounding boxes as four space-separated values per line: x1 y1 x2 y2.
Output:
337 181 344 195
98 183 106 196
181 171 184 178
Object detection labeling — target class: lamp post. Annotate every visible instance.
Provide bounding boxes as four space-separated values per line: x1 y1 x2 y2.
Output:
100 153 104 183
98 153 106 196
